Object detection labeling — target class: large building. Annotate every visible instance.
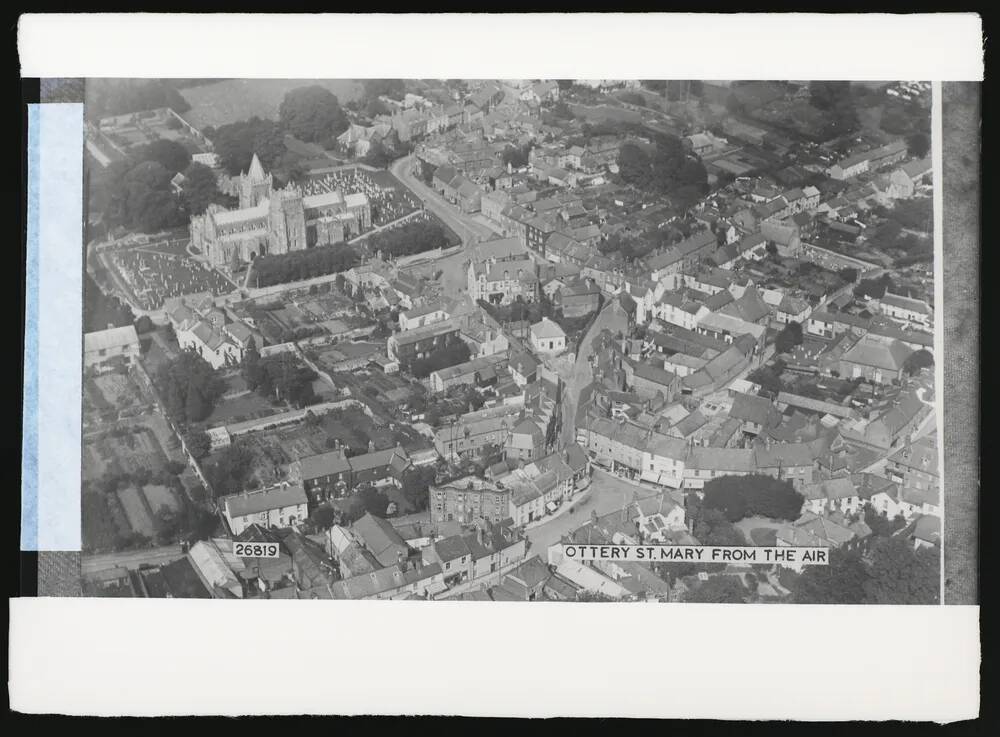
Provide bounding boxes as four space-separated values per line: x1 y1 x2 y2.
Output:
190 154 371 271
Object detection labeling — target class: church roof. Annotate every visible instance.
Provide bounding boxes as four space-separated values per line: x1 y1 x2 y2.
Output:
246 154 267 184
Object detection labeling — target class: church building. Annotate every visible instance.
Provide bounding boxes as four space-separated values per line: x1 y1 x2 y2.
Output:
190 154 372 272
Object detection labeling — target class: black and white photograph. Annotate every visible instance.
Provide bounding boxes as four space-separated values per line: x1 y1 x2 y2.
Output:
13 13 982 721
73 75 944 605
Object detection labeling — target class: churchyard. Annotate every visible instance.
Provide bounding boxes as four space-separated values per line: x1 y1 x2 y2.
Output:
109 245 235 310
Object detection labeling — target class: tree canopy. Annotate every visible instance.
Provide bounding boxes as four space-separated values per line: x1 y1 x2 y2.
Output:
209 116 287 176
682 576 747 603
774 321 804 354
137 138 192 174
702 474 804 523
249 243 359 287
155 351 226 425
903 349 934 376
864 535 940 604
180 161 223 216
616 133 708 212
278 85 349 146
792 547 869 604
85 79 191 121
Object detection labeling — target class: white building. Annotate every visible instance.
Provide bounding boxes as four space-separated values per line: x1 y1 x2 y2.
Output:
84 325 140 370
222 483 309 536
529 317 566 354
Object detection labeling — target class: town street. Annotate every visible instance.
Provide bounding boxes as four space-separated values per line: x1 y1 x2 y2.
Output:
82 544 185 575
559 299 630 447
524 469 662 558
390 155 500 245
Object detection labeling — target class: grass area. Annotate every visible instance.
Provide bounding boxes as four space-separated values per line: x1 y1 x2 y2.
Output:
202 392 284 426
178 78 364 130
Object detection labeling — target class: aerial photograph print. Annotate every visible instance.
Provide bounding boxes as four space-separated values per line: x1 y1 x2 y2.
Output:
79 77 942 605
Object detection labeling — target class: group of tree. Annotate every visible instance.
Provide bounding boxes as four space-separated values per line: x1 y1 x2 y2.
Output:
101 158 187 233
747 359 788 398
903 349 934 376
702 474 805 523
84 272 135 332
154 351 226 425
180 161 232 216
688 498 747 547
241 345 318 409
340 486 392 525
406 340 472 379
501 142 533 169
774 320 804 354
616 132 708 212
204 441 257 498
249 243 359 287
362 79 405 103
792 535 939 605
85 79 192 121
398 465 437 514
367 219 456 260
682 575 748 604
278 84 350 147
205 116 288 176
853 273 895 300
808 81 860 138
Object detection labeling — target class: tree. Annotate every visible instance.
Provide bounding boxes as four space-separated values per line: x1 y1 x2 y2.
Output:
155 351 225 425
184 430 211 460
576 590 616 602
180 161 221 216
838 267 859 284
365 97 390 119
907 132 931 158
138 139 192 174
765 241 778 258
133 315 155 334
211 116 287 176
279 85 349 145
792 547 869 604
774 321 804 354
864 536 940 604
204 442 257 498
702 474 804 523
864 504 907 538
903 349 934 376
399 465 436 513
309 504 338 530
617 143 652 188
363 79 405 101
683 576 747 603
688 497 746 547
105 160 184 233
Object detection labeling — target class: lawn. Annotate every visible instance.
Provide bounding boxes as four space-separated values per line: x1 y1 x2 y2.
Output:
82 492 124 553
178 79 364 130
202 392 284 427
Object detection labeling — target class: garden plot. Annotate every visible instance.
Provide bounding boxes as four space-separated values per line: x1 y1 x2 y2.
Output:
116 486 157 538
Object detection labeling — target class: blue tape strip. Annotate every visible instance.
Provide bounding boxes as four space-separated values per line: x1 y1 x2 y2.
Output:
22 103 83 552
21 106 40 550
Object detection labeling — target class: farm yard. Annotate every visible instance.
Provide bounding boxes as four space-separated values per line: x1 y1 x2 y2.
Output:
109 245 234 310
177 78 364 130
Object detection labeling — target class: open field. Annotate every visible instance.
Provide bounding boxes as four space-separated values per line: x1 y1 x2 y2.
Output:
178 79 364 130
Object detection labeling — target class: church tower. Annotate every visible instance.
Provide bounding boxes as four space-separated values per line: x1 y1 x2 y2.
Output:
267 185 307 255
239 153 273 209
